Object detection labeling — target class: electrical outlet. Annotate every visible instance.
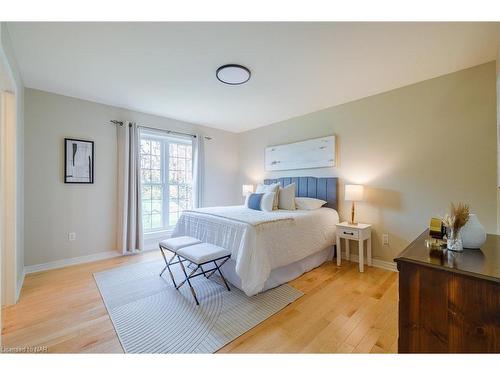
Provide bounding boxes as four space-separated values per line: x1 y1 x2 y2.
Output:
383 233 389 246
68 232 76 241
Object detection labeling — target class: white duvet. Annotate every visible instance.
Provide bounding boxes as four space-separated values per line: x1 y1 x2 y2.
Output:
171 206 339 296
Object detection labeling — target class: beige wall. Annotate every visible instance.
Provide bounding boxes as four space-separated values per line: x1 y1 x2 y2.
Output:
24 89 240 266
238 62 497 263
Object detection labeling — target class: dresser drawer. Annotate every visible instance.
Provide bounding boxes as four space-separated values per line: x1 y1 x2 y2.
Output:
339 228 359 239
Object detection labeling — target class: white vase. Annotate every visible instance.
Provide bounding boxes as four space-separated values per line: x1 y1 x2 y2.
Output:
461 214 487 249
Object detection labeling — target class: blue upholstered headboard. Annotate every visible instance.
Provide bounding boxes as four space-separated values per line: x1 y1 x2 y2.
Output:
264 176 338 210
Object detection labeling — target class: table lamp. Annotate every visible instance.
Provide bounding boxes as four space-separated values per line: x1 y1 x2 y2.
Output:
242 184 254 197
345 184 364 224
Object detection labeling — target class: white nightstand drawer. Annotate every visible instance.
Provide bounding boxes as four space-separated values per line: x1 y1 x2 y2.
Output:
339 228 359 239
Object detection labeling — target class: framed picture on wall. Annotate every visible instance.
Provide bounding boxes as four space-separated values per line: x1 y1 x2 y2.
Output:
64 138 94 183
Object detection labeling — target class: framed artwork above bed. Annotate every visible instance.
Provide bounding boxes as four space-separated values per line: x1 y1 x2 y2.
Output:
265 135 335 171
64 138 94 184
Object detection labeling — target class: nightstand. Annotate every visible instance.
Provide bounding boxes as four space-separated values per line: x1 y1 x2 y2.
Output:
336 222 372 272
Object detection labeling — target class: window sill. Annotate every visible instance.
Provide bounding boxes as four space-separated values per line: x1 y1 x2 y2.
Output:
144 229 173 239
143 229 173 251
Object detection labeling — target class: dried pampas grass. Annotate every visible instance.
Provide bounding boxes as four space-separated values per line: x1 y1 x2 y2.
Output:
452 202 469 232
442 202 470 239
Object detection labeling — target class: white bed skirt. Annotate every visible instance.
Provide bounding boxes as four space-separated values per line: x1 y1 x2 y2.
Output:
220 245 334 293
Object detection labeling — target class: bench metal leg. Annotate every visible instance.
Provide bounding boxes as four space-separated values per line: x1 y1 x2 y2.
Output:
199 265 209 278
205 257 230 279
214 260 231 291
177 255 200 305
159 245 168 276
159 245 178 289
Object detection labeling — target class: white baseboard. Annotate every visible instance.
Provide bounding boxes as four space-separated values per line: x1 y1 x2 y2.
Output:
24 250 122 275
342 253 398 272
15 269 25 302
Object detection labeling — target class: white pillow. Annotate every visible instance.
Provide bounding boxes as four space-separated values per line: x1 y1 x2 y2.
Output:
255 182 279 193
255 183 279 209
260 192 276 212
295 197 327 210
278 183 296 210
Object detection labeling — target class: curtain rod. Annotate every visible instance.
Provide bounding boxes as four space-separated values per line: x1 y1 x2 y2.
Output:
109 120 212 140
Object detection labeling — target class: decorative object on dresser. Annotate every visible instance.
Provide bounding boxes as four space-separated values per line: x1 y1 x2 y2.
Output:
344 184 364 224
335 222 372 272
428 217 446 239
461 214 487 249
265 135 335 171
395 230 500 353
64 138 94 183
441 202 470 251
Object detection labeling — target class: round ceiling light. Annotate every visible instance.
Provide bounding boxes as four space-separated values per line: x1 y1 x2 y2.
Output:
216 64 251 85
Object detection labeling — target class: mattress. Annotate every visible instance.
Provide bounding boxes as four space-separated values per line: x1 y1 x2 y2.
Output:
172 206 339 296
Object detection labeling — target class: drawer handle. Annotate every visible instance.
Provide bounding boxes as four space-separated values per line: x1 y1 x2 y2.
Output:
343 231 354 235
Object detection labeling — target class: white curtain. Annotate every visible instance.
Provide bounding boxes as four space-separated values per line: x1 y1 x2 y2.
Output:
117 121 143 254
192 134 205 208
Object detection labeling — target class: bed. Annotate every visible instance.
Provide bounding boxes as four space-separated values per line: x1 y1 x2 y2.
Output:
171 177 339 296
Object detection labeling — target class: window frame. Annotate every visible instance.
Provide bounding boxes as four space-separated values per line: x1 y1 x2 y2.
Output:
139 131 193 235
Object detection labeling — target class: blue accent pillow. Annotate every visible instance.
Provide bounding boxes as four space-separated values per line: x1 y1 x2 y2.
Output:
247 193 264 211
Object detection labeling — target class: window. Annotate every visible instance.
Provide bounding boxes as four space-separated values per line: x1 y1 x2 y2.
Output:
140 131 193 233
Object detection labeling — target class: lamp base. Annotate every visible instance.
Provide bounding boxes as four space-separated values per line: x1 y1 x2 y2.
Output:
350 201 357 225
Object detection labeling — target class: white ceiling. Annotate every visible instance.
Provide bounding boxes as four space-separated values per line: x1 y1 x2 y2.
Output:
7 22 500 133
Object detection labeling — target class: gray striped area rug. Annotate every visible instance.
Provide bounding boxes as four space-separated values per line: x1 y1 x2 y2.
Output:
94 259 303 353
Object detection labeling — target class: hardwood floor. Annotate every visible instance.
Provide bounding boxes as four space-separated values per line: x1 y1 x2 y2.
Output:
1 252 398 353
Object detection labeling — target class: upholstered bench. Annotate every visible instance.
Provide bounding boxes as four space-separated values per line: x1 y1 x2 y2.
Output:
170 242 231 305
159 236 201 287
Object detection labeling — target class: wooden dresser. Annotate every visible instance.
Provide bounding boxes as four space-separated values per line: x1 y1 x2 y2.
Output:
394 231 500 353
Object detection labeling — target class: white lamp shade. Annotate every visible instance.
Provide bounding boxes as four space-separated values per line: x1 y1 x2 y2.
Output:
345 184 364 201
242 184 254 197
